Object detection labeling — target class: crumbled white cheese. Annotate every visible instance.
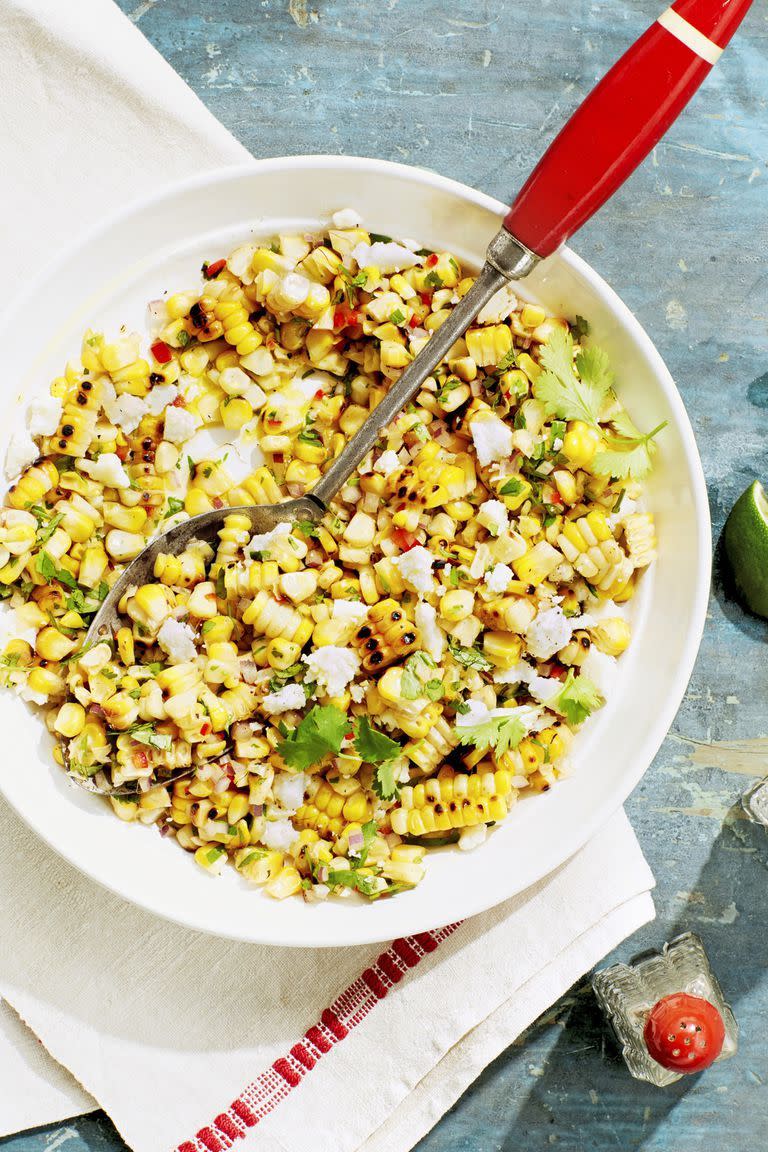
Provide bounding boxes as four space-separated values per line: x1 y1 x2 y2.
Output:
302 645 360 698
0 608 39 649
415 599 444 662
332 600 370 627
271 770 308 812
163 406 199 445
477 499 509 537
332 207 363 229
78 452 131 489
492 660 537 686
477 282 518 325
374 449 401 477
4 431 39 479
26 396 63 437
484 563 514 595
528 675 563 705
579 646 617 695
260 818 298 852
349 680 368 704
144 384 179 416
456 701 542 731
104 392 148 433
262 683 307 715
351 241 424 274
249 521 292 554
157 618 197 664
470 416 513 467
393 546 435 596
525 606 574 661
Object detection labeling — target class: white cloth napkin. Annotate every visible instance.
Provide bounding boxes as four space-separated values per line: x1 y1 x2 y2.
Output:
0 1 656 1148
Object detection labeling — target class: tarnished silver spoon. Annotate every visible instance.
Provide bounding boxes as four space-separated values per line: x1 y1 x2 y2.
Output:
86 231 530 648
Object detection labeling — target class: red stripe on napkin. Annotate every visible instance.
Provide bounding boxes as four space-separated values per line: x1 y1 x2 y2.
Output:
176 925 460 1151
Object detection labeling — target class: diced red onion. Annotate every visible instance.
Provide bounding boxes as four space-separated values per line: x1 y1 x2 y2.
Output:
348 830 365 853
286 482 305 497
317 865 329 883
306 549 323 568
231 721 253 740
214 776 230 794
251 803 264 818
147 299 169 329
240 659 260 684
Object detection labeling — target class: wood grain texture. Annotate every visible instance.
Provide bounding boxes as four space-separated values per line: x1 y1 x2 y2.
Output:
4 1 767 1149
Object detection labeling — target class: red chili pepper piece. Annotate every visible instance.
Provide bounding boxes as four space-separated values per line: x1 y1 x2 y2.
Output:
409 314 421 329
132 749 149 771
644 993 725 1074
150 340 173 365
550 491 563 506
314 389 324 400
115 444 129 461
273 452 284 464
334 304 361 329
171 394 186 407
393 527 418 552
420 292 431 306
203 258 226 280
426 253 439 268
200 722 211 736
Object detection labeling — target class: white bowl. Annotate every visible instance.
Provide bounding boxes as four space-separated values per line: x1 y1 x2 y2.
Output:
0 158 710 947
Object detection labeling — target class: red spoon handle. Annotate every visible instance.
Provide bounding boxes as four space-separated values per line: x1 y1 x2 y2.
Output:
504 0 754 258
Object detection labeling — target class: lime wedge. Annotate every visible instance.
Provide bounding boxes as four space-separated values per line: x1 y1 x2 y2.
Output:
724 480 768 619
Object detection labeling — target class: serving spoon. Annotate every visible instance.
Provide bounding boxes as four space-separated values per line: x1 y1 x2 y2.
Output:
79 0 752 794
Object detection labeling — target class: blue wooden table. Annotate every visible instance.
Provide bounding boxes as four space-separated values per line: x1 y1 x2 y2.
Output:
4 1 768 1148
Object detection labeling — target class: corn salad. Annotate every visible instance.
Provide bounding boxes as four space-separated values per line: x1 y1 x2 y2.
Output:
0 209 660 902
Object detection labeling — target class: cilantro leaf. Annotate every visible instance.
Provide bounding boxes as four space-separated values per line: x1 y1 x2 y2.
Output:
390 308 406 326
571 314 590 340
447 639 492 672
455 713 526 757
592 419 667 481
373 760 399 801
353 715 401 765
534 328 612 427
36 550 78 590
276 704 348 771
349 819 378 865
127 723 172 751
164 496 185 518
400 651 437 701
551 670 604 726
496 348 517 373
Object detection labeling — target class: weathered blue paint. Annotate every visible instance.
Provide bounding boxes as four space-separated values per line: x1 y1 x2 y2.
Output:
4 1 768 1149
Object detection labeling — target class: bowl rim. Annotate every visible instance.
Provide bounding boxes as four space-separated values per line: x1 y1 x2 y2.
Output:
0 156 711 945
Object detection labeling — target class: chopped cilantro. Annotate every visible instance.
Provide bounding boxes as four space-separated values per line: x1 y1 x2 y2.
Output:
277 704 348 771
456 712 526 757
353 715 401 767
447 639 492 672
496 348 517 373
424 270 443 289
36 551 77 590
390 308 406 326
551 670 604 726
499 477 526 497
127 723 172 751
164 496 185 518
571 314 591 340
534 328 613 428
400 651 436 700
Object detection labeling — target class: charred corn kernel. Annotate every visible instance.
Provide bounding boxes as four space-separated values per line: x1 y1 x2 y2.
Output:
105 530 145 561
102 692 140 730
343 511 376 548
180 345 210 376
28 666 67 698
59 610 85 629
103 502 147 532
552 469 578 505
265 865 302 900
351 598 417 673
8 461 58 509
439 588 474 621
266 638 302 670
477 595 536 634
185 488 214 516
590 617 631 656
520 303 547 328
465 324 512 367
342 792 370 823
338 405 368 438
126 584 174 630
213 296 262 356
297 244 342 284
53 702 86 738
78 544 108 588
512 541 563 586
220 397 253 430
35 627 76 661
194 844 227 874
116 627 135 665
517 352 542 382
279 571 318 603
482 631 524 669
284 460 321 487
562 420 602 469
2 638 32 667
294 439 326 465
624 512 657 567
